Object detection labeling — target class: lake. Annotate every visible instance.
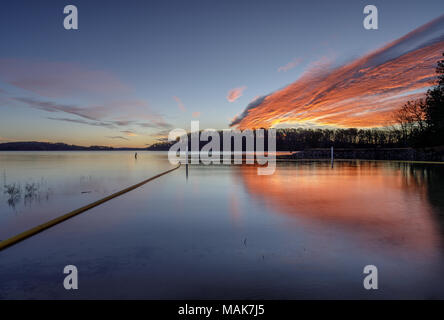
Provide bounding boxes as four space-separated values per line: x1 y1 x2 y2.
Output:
1 151 444 299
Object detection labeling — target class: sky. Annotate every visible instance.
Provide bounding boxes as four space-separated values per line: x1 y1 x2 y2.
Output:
0 0 443 147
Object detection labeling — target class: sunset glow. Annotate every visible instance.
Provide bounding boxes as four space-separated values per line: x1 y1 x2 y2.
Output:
231 16 444 129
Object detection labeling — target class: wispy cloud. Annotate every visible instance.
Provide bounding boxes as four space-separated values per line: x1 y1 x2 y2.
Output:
16 97 107 121
0 59 173 142
14 96 173 131
231 15 444 129
121 130 138 137
227 86 247 103
106 136 129 141
138 120 172 129
46 115 172 132
0 59 130 99
47 117 115 129
173 96 186 112
150 129 172 142
192 111 201 118
277 58 302 72
112 120 134 126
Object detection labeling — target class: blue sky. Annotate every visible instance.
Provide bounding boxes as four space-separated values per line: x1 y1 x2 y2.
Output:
0 0 443 147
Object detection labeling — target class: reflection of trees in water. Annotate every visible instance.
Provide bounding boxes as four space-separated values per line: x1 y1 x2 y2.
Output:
423 165 444 237
392 162 429 193
237 161 444 251
395 162 444 213
394 162 444 247
423 166 444 213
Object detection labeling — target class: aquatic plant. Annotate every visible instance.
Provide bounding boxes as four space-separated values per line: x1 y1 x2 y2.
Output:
4 183 21 198
24 182 38 199
3 183 21 208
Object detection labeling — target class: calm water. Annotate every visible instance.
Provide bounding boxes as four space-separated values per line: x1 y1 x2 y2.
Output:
1 151 444 299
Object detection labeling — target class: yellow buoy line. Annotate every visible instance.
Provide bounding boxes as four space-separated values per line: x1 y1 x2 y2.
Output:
0 164 181 252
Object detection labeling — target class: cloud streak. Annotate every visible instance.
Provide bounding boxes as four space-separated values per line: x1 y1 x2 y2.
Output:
227 86 247 103
0 59 130 99
106 136 129 141
173 96 186 112
47 117 116 129
15 96 173 131
277 58 302 72
16 97 107 121
231 15 444 129
121 130 138 137
0 59 173 144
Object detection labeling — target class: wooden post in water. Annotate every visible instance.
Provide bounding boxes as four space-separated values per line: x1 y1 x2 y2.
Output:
185 145 189 179
331 146 334 168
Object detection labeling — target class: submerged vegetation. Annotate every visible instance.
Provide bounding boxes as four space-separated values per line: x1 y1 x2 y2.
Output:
3 183 21 208
3 181 51 209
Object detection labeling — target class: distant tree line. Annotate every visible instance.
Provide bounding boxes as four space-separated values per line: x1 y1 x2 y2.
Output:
275 127 401 150
147 127 405 151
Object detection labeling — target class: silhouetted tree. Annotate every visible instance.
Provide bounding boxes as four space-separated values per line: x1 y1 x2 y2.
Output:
424 52 444 145
392 52 444 147
393 99 427 145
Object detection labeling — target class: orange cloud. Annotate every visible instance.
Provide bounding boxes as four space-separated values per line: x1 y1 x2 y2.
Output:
192 111 201 118
231 15 444 129
227 86 247 102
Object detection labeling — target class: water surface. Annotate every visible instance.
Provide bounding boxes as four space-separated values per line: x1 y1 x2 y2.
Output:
1 152 444 299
